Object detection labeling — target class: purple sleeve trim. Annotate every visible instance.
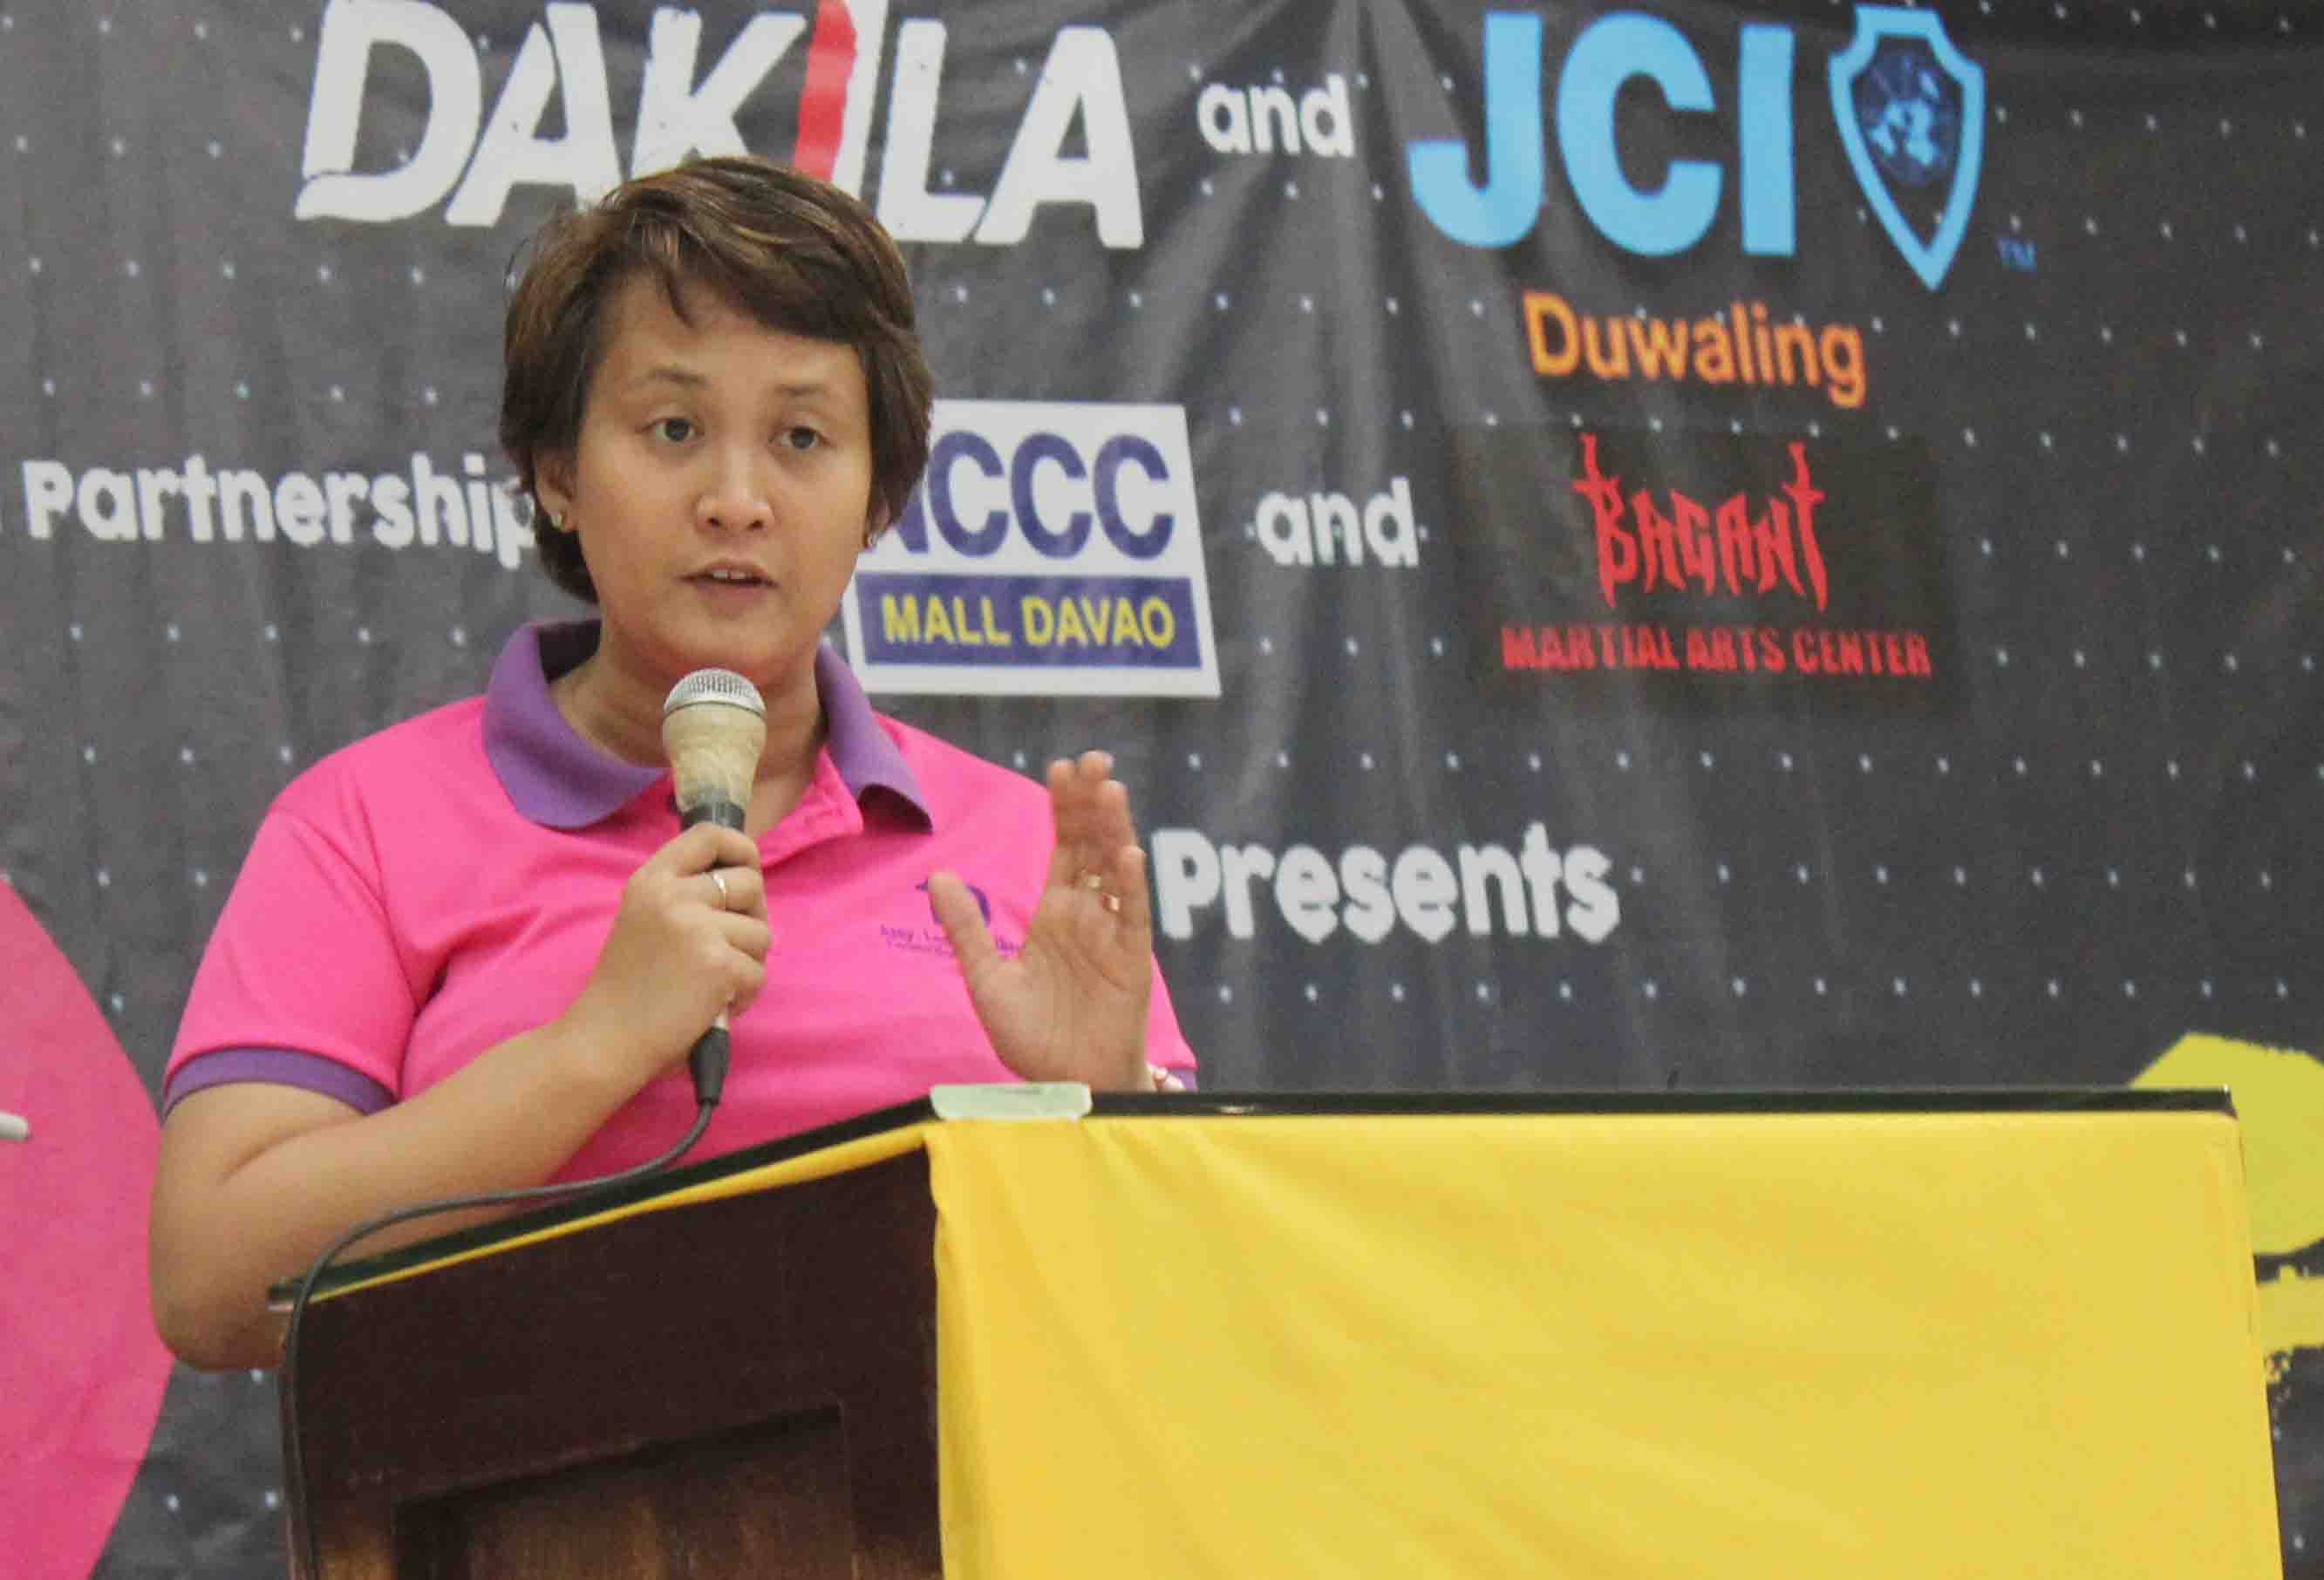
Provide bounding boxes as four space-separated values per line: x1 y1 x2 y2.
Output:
160 1048 394 1120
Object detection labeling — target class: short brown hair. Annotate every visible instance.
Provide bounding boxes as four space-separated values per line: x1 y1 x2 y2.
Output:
501 156 934 603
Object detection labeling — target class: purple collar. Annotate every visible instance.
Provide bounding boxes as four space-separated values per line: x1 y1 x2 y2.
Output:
481 620 930 830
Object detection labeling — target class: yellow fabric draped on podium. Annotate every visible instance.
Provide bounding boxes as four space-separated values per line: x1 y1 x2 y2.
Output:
924 1111 2278 1579
310 1102 2278 1576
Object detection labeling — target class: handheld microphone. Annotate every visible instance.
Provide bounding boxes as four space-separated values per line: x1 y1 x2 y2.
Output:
661 669 767 1107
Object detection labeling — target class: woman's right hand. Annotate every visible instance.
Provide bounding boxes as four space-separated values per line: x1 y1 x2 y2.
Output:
153 826 772 1371
561 822 770 1093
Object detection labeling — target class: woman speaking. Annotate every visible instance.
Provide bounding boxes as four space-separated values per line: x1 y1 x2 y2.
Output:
150 156 1195 1372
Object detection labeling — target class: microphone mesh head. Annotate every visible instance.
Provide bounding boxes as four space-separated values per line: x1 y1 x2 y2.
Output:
662 668 766 718
662 670 767 825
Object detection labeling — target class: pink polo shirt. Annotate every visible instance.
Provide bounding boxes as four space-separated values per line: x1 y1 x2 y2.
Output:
165 621 1194 1182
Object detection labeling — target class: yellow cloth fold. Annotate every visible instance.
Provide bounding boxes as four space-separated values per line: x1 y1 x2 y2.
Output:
929 1112 2278 1579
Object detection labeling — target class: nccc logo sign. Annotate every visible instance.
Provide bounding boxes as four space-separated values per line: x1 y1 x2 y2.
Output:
1408 6 1984 288
841 401 1218 698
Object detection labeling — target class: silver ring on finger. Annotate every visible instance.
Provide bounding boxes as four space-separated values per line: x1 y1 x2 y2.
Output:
711 869 732 910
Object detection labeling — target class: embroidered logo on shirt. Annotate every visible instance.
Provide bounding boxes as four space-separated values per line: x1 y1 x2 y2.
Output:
893 878 1021 957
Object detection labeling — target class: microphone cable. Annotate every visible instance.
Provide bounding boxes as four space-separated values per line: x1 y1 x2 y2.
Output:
280 1097 717 1580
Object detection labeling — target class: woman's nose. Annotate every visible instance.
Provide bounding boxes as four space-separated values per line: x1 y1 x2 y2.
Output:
696 448 772 532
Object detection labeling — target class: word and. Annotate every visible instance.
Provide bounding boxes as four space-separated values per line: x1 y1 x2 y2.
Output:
1254 476 1421 569
1196 74 1355 158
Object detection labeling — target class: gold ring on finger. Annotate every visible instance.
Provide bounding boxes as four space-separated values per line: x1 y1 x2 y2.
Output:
711 869 732 909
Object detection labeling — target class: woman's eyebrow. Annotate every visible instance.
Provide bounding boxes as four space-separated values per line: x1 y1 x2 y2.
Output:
624 366 838 399
624 364 707 391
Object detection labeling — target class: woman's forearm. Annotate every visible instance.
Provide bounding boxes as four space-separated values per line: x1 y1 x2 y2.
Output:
150 1012 652 1371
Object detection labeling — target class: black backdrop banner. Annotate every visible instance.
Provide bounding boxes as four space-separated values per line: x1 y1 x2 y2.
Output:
3 3 2320 1575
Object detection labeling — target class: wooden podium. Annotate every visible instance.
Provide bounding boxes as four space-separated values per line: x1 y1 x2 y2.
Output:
282 1091 2285 1580
283 1104 951 1579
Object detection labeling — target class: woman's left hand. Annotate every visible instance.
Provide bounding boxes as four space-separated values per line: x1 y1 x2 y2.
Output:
926 751 1155 1091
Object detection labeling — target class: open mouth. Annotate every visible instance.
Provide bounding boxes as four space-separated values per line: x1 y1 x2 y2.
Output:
692 569 770 588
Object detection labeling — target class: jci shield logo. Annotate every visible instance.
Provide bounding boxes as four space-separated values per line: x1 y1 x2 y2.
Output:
1829 7 1984 289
